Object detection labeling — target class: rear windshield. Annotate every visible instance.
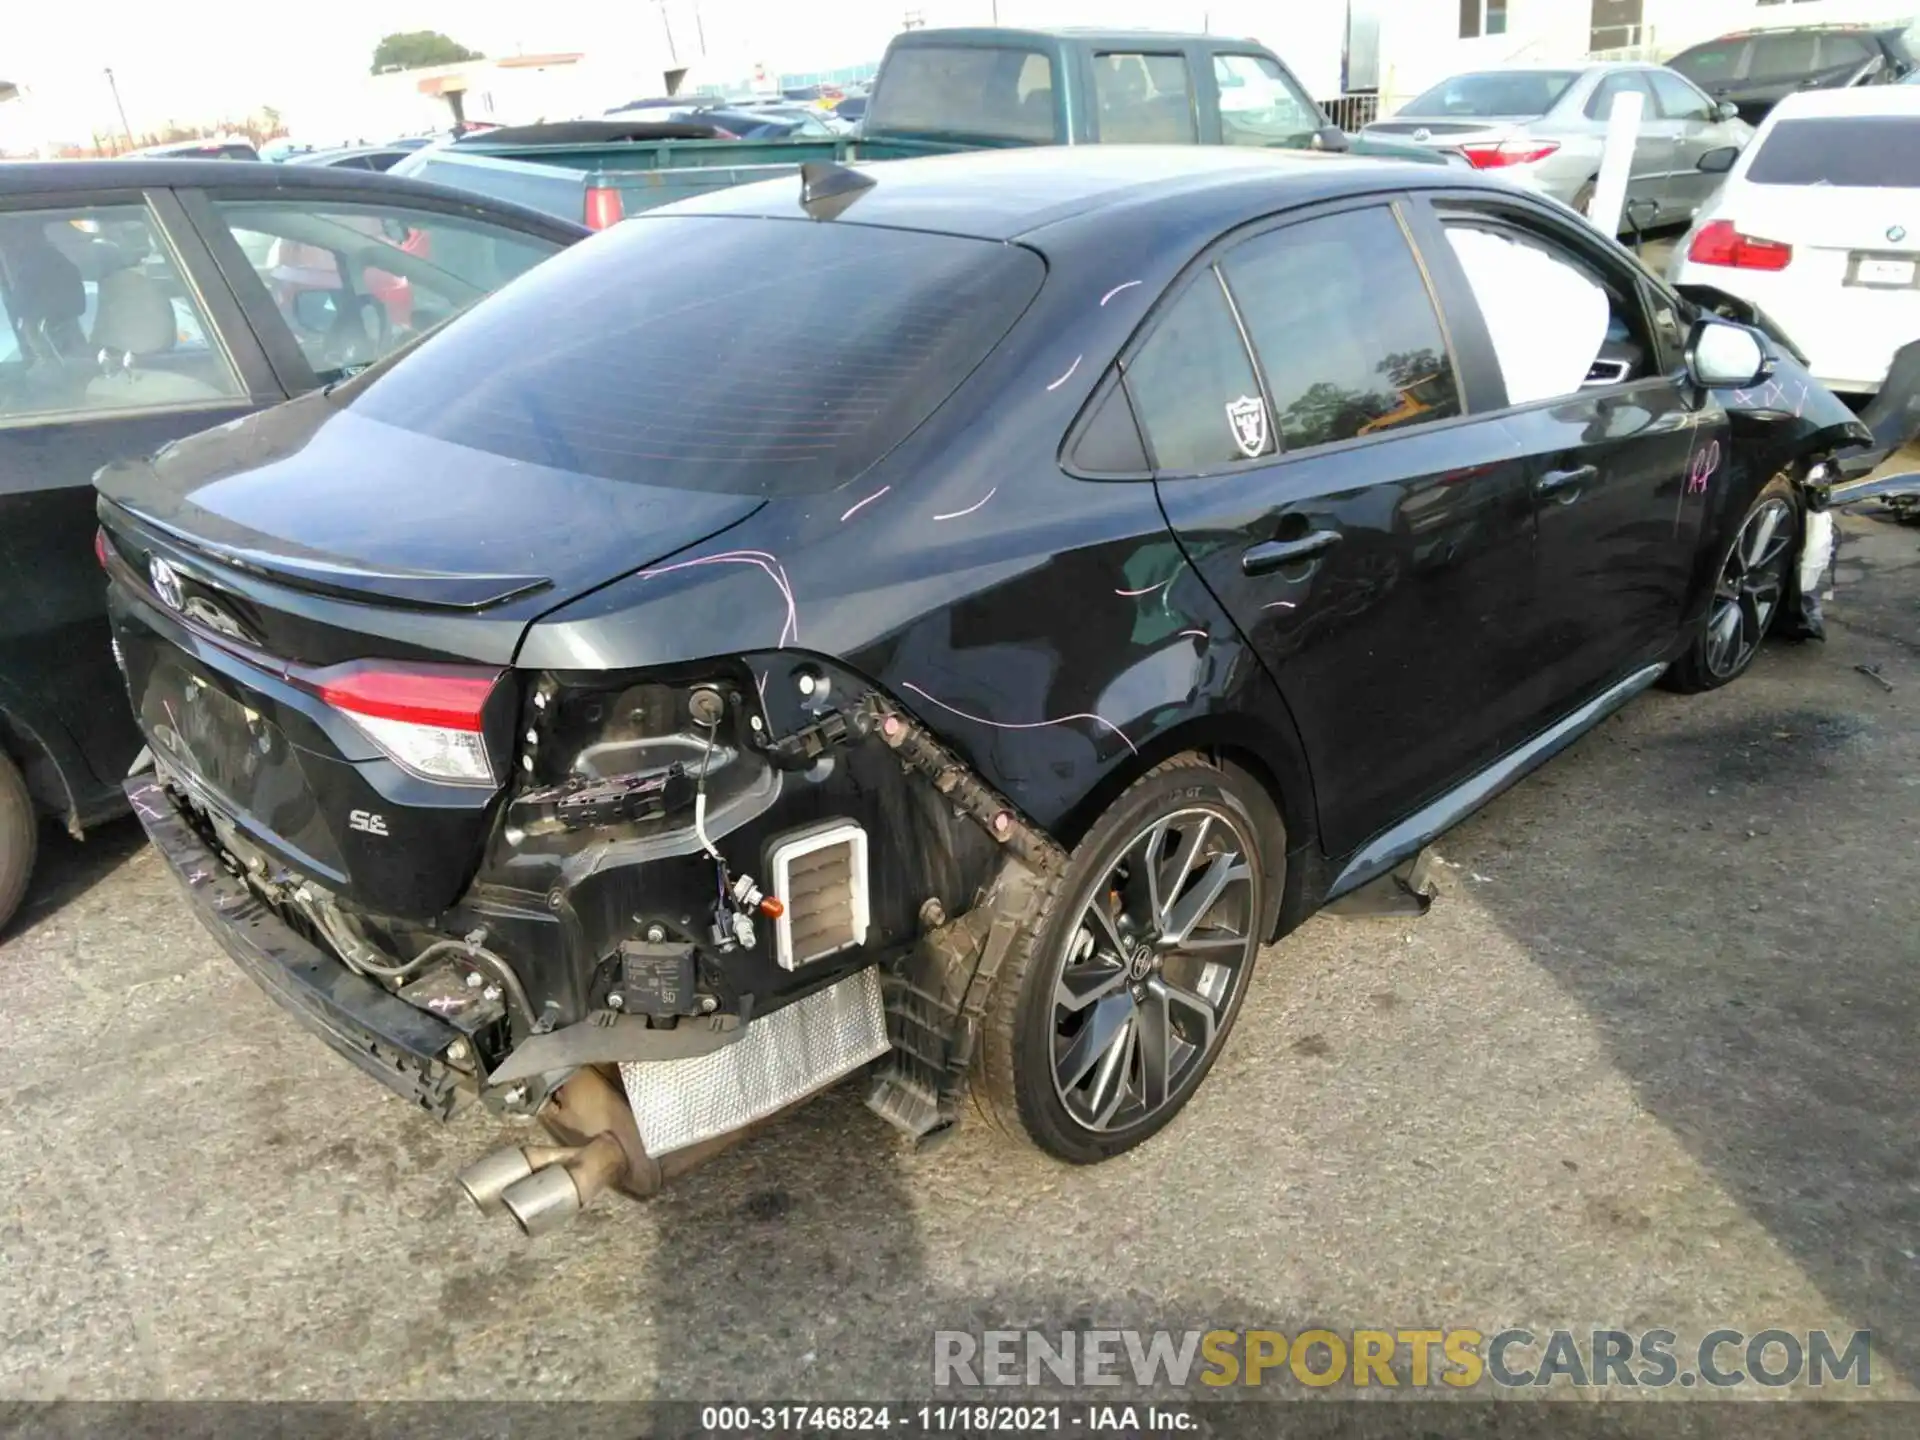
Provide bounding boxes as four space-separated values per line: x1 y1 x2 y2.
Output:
1402 70 1581 117
343 215 1043 496
867 45 1060 141
1746 117 1920 187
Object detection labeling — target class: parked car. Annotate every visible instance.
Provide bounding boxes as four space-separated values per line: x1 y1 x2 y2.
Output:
101 146 1875 1233
1669 86 1920 398
397 26 1449 228
286 144 416 172
126 136 262 162
1362 62 1752 230
1666 23 1919 125
0 161 584 933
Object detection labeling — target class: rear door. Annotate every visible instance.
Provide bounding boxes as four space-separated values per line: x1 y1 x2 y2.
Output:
0 186 278 799
1416 194 1713 706
1645 69 1734 217
1584 70 1672 218
1741 31 1825 118
1144 198 1539 857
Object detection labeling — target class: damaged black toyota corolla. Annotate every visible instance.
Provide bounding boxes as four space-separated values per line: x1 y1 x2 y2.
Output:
97 149 1871 1235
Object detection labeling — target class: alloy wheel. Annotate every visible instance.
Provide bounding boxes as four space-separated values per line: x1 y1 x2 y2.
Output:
1705 496 1795 680
1050 807 1259 1133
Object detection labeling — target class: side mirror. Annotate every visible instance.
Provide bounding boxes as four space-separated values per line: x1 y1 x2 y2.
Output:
1309 124 1350 153
1697 145 1739 174
1716 100 1741 122
1689 318 1769 389
290 288 340 332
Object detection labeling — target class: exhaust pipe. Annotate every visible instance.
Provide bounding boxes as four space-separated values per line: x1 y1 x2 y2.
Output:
456 1064 775 1233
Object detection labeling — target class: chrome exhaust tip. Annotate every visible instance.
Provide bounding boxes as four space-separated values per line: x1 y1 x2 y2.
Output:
456 1147 536 1215
499 1164 585 1237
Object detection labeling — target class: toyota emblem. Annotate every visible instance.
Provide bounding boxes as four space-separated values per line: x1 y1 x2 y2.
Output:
149 557 184 612
1412 127 1432 142
1890 225 1908 244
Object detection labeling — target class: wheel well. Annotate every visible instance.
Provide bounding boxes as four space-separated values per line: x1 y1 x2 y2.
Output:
0 708 75 823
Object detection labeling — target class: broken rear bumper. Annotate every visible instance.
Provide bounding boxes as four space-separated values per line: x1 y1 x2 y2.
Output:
127 776 467 1119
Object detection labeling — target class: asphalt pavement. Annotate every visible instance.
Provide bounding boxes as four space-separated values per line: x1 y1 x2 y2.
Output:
2 507 1915 1410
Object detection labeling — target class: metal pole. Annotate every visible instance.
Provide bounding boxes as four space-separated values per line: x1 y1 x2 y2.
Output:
103 67 134 149
658 0 680 65
694 0 707 56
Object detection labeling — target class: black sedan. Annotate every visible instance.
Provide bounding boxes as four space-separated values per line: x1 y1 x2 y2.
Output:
0 161 584 933
98 148 1870 1232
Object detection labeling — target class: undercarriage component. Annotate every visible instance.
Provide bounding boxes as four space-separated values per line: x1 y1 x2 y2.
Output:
866 856 1052 1143
1323 847 1437 919
517 765 696 833
616 937 701 1016
619 965 889 1155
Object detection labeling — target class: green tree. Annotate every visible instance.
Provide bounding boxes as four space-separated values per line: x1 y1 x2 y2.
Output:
371 31 483 74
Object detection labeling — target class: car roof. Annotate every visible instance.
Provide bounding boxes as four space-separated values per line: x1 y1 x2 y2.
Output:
1686 22 1901 44
0 158 588 236
895 25 1260 48
1763 85 1920 120
653 145 1477 245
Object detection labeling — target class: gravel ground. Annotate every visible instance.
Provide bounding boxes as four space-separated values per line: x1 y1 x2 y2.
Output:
1 505 1915 1413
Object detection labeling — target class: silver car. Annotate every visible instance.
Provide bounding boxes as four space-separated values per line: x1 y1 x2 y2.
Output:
1362 62 1753 230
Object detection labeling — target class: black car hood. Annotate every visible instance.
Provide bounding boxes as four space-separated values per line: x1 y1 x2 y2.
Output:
96 389 764 620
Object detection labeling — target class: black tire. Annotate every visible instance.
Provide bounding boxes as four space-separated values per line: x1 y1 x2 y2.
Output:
0 747 37 936
1665 473 1800 694
975 755 1282 1164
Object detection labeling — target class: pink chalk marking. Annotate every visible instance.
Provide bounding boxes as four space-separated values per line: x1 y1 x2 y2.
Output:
1177 629 1208 640
1100 280 1143 307
839 486 890 523
1687 439 1722 495
637 550 798 648
1115 579 1170 598
1046 355 1083 392
755 671 769 705
900 681 1139 758
1262 600 1298 611
933 486 998 521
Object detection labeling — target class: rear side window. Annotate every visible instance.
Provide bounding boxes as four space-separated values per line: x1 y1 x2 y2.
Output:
1669 39 1747 84
344 216 1042 496
1402 70 1580 117
1746 117 1920 186
1646 70 1716 122
867 46 1058 141
1749 32 1820 80
1123 272 1268 471
1818 34 1876 69
1584 71 1655 121
1093 53 1197 143
1221 207 1461 452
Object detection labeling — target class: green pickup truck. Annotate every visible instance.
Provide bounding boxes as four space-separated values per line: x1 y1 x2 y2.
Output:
391 27 1450 227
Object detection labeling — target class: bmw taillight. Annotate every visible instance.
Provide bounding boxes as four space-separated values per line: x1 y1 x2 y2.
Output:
584 185 625 230
1687 219 1794 272
95 527 111 569
307 661 503 786
1458 140 1562 169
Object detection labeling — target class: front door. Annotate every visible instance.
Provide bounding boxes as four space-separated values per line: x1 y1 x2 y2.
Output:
0 190 273 800
1418 199 1718 706
1138 200 1539 858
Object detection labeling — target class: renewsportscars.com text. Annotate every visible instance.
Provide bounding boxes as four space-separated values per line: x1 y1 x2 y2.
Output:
932 1327 1872 1390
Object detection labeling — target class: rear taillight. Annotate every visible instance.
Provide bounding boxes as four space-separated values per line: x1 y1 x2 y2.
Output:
584 185 625 230
95 527 111 569
1687 219 1794 272
1459 139 1561 170
307 661 502 786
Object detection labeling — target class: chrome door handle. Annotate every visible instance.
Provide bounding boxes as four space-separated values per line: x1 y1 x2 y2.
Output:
1535 464 1597 500
1242 529 1342 576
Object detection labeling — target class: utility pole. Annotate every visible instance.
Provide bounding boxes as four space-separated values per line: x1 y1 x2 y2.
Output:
103 67 134 150
693 0 707 56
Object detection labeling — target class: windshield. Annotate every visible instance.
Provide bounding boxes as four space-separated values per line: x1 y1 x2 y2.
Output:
343 216 1043 496
867 45 1059 141
1746 117 1920 186
1402 70 1582 117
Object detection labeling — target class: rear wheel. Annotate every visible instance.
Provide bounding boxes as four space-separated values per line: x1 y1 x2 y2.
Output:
0 748 37 935
1665 474 1800 693
976 756 1279 1164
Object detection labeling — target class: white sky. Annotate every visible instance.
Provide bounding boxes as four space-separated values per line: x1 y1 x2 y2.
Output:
4 0 1339 145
